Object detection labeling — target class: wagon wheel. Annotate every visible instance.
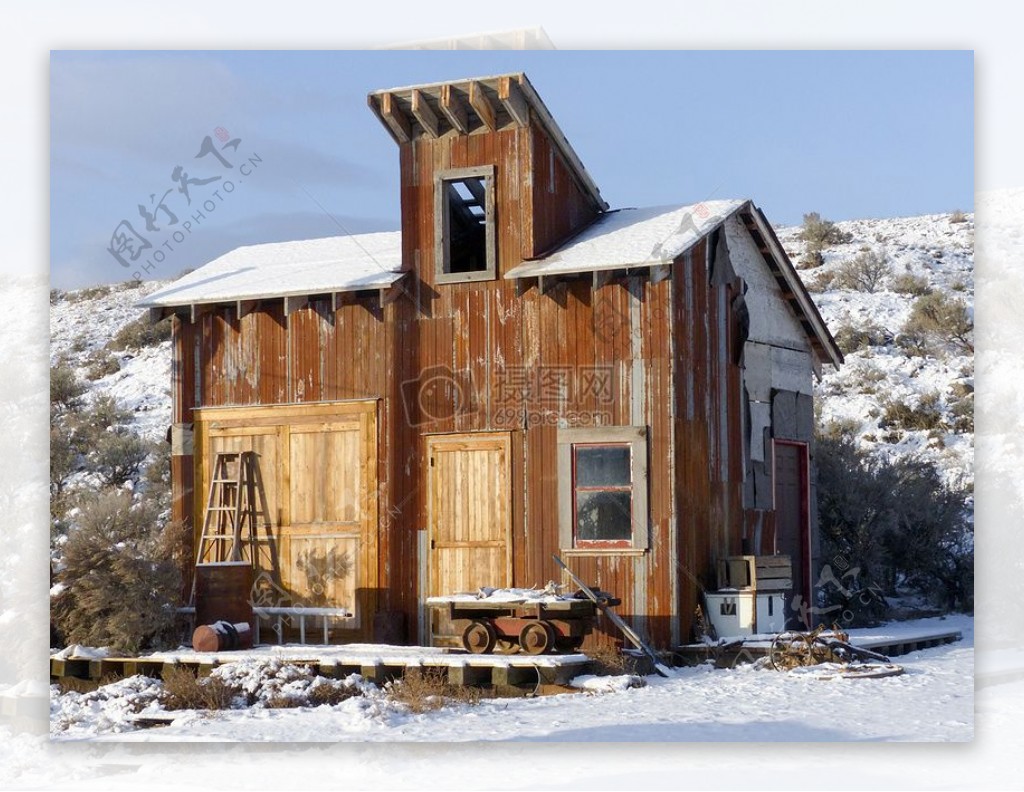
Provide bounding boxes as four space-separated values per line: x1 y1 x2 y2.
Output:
462 620 497 654
769 631 814 671
519 620 555 655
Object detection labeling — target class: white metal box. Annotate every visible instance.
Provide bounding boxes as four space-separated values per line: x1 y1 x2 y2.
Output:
706 590 787 637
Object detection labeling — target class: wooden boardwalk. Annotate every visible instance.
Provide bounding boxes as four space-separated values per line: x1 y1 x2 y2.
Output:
675 627 963 668
50 644 592 696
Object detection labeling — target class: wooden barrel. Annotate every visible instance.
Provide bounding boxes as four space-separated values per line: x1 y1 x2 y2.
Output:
192 620 253 652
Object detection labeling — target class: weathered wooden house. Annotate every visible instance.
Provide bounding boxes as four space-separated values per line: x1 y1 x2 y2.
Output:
140 73 842 650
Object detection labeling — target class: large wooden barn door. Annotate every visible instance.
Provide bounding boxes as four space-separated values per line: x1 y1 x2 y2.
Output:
773 440 810 628
195 401 378 638
426 432 511 645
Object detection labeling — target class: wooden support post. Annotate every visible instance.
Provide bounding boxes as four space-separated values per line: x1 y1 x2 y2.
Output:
447 664 491 688
284 295 308 317
468 81 497 131
491 665 536 688
378 92 412 143
439 84 469 134
411 89 440 138
360 662 384 683
498 76 530 126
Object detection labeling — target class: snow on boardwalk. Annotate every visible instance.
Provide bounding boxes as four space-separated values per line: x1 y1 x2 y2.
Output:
45 615 974 744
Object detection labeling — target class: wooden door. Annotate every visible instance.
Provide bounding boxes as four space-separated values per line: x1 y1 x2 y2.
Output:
773 440 810 628
196 401 378 637
427 432 511 644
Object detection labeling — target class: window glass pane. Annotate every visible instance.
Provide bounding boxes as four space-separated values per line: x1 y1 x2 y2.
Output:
575 445 630 487
575 490 632 542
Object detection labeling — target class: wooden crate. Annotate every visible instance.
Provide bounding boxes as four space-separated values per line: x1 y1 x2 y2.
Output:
716 555 792 592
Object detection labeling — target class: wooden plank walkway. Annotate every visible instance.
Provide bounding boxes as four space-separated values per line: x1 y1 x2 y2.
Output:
675 627 963 668
50 644 592 696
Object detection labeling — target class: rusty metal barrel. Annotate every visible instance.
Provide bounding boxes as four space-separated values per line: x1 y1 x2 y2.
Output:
192 620 253 652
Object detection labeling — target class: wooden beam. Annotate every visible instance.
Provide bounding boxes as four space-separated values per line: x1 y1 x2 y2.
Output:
410 89 440 138
190 303 213 323
498 76 530 126
236 299 257 319
593 269 616 290
379 92 412 143
468 81 497 132
283 295 308 317
649 263 672 284
439 84 469 134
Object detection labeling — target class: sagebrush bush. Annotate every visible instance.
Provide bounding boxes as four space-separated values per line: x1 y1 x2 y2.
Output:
68 285 112 303
91 430 149 487
805 269 835 292
50 363 86 415
85 349 120 380
161 665 239 710
385 668 481 713
903 292 973 353
833 318 889 355
880 392 942 431
948 391 974 433
949 210 968 224
799 212 853 253
816 430 972 613
50 492 181 653
107 315 172 352
833 249 891 293
891 272 932 296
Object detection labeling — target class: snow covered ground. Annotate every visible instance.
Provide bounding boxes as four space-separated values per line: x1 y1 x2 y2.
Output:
8 207 1008 786
46 615 974 744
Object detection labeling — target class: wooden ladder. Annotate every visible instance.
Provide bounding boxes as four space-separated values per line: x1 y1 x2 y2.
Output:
190 451 267 604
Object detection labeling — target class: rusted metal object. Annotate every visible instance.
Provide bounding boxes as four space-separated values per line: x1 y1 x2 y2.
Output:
192 620 253 652
430 596 598 655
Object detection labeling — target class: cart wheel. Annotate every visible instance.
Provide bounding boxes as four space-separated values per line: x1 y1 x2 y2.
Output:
519 621 555 655
462 620 497 654
770 631 813 671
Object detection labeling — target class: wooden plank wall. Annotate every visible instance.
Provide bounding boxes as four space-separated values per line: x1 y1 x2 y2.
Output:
671 242 746 644
168 117 748 648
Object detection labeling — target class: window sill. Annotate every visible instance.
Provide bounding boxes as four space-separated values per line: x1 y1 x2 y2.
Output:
560 547 648 558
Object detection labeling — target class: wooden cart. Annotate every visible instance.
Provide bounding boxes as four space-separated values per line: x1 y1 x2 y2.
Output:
427 594 616 655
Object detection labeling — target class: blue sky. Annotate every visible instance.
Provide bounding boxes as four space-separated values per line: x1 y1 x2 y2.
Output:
50 50 973 289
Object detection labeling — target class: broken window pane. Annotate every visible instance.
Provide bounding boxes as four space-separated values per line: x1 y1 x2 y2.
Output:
575 490 632 543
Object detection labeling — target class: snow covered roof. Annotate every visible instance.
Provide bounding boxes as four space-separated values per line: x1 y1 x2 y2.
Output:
138 231 403 310
505 199 749 278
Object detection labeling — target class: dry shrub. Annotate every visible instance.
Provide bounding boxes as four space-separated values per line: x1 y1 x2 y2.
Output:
880 392 942 432
891 272 932 296
949 210 968 224
160 665 239 711
51 492 181 653
903 292 973 353
107 314 172 352
386 668 481 713
308 681 358 706
585 643 630 676
833 250 891 293
85 348 120 380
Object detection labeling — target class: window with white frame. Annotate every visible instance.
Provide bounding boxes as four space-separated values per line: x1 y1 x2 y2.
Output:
434 165 496 283
557 426 648 552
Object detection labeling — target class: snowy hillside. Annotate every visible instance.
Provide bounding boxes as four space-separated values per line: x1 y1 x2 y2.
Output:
777 211 974 492
48 211 974 494
49 280 172 442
